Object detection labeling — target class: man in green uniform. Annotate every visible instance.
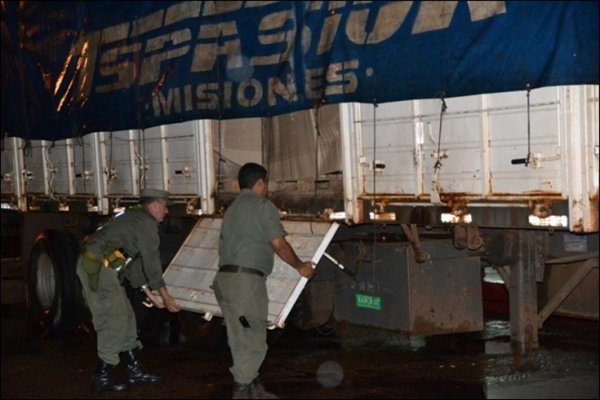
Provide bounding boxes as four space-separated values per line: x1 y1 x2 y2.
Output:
212 163 316 399
76 188 180 392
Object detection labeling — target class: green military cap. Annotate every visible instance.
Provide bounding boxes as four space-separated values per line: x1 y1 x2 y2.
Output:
140 188 173 205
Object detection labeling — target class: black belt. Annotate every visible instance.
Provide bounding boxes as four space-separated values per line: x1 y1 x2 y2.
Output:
219 264 265 278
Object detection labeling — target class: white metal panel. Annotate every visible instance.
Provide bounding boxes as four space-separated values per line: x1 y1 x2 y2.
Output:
161 121 200 195
22 141 49 195
1 138 20 198
488 86 563 194
16 136 98 199
587 85 599 201
359 101 420 196
267 105 342 182
566 85 599 232
422 95 486 196
211 119 261 194
342 85 598 232
353 85 597 201
196 120 216 215
162 217 339 328
94 120 215 204
23 140 46 194
339 103 363 223
7 119 216 212
72 135 97 195
102 130 137 196
43 139 72 196
219 118 262 169
359 94 491 197
137 126 166 192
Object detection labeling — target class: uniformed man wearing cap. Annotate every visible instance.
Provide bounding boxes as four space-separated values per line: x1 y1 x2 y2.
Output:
76 188 180 392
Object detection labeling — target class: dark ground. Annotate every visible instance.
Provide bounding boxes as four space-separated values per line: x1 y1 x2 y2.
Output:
1 301 598 399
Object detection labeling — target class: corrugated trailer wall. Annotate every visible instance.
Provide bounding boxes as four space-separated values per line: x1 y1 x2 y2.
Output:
342 85 599 233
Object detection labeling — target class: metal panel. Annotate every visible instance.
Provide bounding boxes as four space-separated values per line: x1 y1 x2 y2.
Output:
72 135 98 196
358 88 573 199
164 122 199 195
43 139 72 196
567 85 599 232
218 118 262 170
22 141 50 195
162 217 339 328
135 126 166 193
423 96 486 196
102 130 137 196
359 101 420 196
12 139 74 197
1 138 21 197
343 85 599 232
408 241 483 335
98 120 213 200
8 118 216 212
331 241 412 330
488 86 563 194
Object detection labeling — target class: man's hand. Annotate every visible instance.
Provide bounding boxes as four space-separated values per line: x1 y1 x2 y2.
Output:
157 287 181 312
162 294 180 313
142 286 165 309
297 261 316 279
271 237 316 279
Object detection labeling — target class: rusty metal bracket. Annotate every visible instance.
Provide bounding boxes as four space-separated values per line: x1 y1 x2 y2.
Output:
400 224 429 263
454 225 484 250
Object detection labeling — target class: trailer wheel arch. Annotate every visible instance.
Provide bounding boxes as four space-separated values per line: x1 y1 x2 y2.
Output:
27 229 81 335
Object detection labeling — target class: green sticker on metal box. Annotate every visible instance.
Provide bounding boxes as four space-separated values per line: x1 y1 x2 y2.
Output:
355 293 382 310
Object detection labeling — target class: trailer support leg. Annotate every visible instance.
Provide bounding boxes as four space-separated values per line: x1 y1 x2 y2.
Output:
508 230 544 372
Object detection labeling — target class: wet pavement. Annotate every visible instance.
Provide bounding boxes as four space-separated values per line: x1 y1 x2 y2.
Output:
1 303 598 399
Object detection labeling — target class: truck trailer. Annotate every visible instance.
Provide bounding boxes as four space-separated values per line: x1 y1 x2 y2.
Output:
1 1 598 371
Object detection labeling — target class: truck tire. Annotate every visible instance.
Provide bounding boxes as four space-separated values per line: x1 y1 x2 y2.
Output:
27 229 80 335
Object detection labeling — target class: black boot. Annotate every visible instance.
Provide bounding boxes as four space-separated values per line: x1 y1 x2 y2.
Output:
232 382 250 399
124 348 163 384
91 359 131 392
248 377 278 399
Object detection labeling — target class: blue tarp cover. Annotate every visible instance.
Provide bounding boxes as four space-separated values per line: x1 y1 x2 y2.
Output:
1 1 598 140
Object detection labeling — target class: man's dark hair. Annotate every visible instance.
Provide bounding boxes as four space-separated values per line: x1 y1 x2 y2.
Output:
238 162 267 189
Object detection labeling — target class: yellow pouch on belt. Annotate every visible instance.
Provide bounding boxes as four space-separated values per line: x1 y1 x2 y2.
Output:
81 248 135 291
103 248 130 272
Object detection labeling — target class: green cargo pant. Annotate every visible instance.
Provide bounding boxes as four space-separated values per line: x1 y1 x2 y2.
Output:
76 256 141 365
212 271 268 385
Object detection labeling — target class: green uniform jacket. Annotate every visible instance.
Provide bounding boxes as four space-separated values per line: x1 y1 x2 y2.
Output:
85 207 165 290
218 189 286 275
